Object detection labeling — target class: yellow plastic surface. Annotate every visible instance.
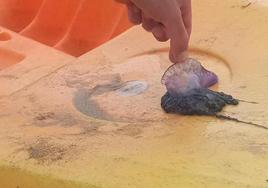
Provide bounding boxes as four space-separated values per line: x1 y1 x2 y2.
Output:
0 0 268 188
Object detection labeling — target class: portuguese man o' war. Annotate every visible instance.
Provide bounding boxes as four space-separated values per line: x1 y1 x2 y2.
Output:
161 58 239 116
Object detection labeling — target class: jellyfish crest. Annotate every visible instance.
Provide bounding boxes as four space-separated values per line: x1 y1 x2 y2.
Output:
162 58 218 95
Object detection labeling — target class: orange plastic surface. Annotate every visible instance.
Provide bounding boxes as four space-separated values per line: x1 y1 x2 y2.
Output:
0 0 132 57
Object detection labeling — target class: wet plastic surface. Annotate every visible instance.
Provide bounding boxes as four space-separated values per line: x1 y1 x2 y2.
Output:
0 0 268 188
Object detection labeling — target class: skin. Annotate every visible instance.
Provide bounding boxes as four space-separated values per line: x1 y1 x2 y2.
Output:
117 0 192 63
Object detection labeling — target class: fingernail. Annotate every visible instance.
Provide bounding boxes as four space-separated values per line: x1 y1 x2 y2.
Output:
176 51 188 63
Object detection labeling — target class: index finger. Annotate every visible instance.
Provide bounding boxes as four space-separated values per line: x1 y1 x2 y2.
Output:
166 9 189 63
180 0 192 36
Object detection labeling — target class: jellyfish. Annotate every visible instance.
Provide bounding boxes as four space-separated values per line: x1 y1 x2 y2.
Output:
161 58 238 115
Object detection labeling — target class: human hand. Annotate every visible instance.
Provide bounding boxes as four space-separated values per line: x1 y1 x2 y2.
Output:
117 0 192 63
